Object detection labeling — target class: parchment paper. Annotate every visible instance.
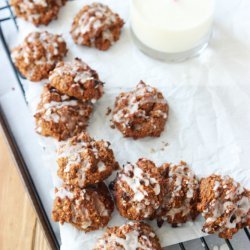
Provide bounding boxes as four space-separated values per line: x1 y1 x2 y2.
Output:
12 0 250 249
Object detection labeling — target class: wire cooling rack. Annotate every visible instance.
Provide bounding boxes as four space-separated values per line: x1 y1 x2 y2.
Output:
0 1 250 249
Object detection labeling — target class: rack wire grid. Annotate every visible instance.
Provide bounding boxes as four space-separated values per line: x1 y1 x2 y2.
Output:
0 1 249 250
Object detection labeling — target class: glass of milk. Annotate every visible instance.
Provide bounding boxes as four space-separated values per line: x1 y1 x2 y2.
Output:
130 0 215 62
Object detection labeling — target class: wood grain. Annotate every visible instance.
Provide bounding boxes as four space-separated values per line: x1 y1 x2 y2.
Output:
0 131 51 250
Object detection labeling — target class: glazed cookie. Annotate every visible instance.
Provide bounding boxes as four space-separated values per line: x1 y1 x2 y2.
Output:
12 31 67 81
70 2 124 51
198 175 250 239
157 161 199 227
49 58 104 102
112 81 168 139
52 182 114 232
10 0 66 26
94 222 162 250
112 158 165 220
34 84 93 141
57 132 119 188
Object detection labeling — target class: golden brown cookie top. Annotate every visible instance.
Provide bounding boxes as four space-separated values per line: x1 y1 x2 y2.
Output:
157 161 199 225
94 222 162 250
57 132 119 187
10 0 66 26
49 58 104 102
198 174 250 238
70 2 124 50
113 158 165 220
12 31 67 81
112 81 168 139
52 183 114 232
36 84 82 124
34 84 93 140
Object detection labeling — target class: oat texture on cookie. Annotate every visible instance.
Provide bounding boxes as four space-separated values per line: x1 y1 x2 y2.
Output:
49 58 104 102
112 158 165 220
12 31 67 81
157 161 200 226
57 132 119 188
52 182 114 232
112 81 168 139
34 84 93 141
10 0 66 26
94 221 162 250
198 174 250 239
70 2 124 50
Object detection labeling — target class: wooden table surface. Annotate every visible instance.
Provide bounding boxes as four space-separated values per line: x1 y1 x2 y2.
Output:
0 131 50 250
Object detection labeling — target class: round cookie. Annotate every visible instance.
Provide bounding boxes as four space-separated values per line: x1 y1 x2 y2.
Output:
94 222 162 250
112 158 165 220
70 2 124 51
12 31 67 81
10 0 66 26
198 174 250 239
57 132 119 188
49 58 104 102
112 81 168 139
157 161 199 227
52 182 114 232
34 84 93 141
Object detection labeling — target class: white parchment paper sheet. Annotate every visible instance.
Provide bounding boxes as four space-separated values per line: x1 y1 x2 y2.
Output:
12 0 250 249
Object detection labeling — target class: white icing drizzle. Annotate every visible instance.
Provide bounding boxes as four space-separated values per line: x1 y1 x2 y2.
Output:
96 223 154 250
12 31 65 79
120 162 160 202
58 135 108 187
162 162 198 221
73 188 109 229
17 0 64 23
113 82 168 126
117 160 161 217
202 176 250 233
55 186 74 199
36 98 79 123
71 3 120 45
49 59 95 91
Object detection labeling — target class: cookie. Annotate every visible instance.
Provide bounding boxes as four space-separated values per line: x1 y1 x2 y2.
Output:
198 174 250 239
57 132 119 188
49 58 104 102
12 31 67 81
34 84 93 141
52 182 114 232
94 222 162 250
157 161 199 226
70 2 124 50
10 0 66 26
112 158 164 220
112 81 168 139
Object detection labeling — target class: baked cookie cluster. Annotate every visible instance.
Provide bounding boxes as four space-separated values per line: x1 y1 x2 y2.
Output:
12 31 67 81
198 175 250 239
112 81 168 139
94 222 162 250
49 58 104 102
34 58 104 140
52 132 118 231
71 2 124 51
52 182 114 232
112 158 165 220
157 161 199 226
12 0 249 245
34 84 93 141
10 0 66 26
57 132 119 188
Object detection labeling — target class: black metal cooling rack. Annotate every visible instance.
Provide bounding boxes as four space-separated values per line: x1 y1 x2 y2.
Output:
0 1 249 249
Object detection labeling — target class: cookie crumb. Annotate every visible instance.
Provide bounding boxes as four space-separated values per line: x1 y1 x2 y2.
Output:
106 107 112 116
